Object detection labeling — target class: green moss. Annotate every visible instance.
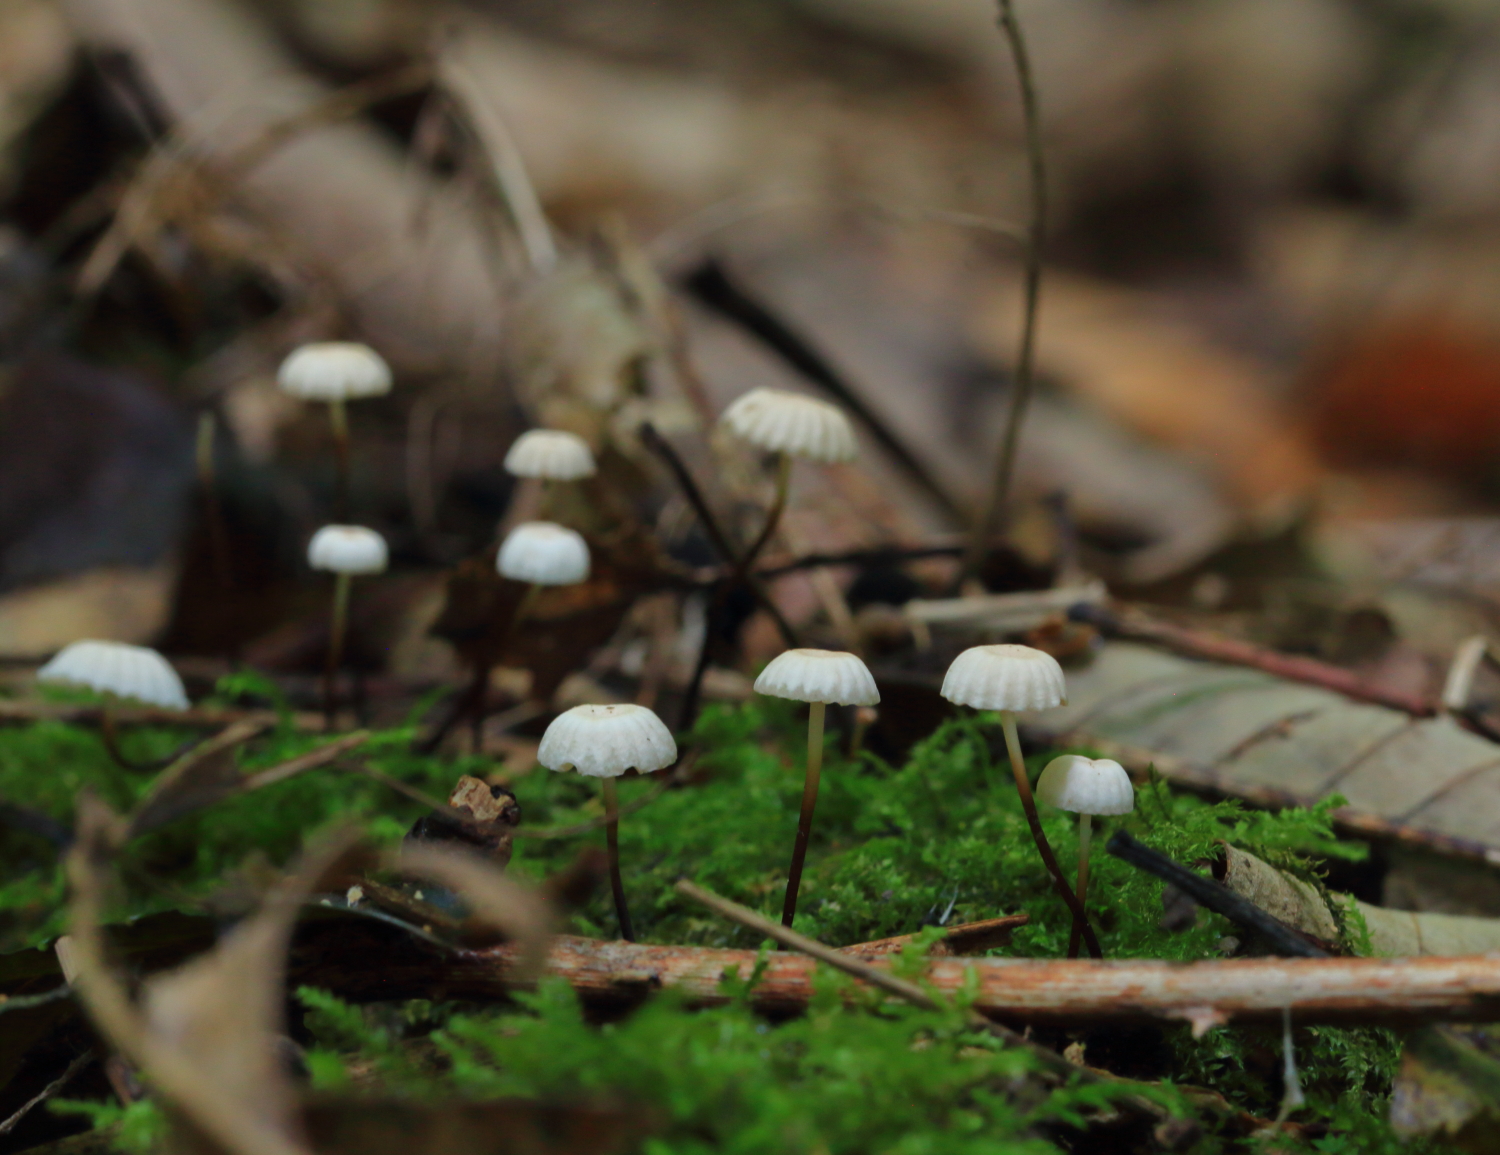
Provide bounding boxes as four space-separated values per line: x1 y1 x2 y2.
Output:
0 696 1461 1151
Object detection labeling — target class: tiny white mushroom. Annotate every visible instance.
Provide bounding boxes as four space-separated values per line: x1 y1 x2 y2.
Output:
277 342 391 515
504 430 597 481
1037 755 1135 957
940 644 1099 957
539 703 678 940
719 388 857 565
720 388 857 464
38 640 188 769
38 641 188 711
307 525 388 718
497 522 590 586
754 649 879 926
277 342 392 401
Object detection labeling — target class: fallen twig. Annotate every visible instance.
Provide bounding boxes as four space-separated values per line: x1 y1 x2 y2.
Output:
839 913 1029 958
345 933 1500 1029
1105 832 1330 959
0 1051 94 1137
1072 603 1436 716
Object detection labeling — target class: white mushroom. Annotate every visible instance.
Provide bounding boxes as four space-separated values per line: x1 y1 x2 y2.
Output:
539 703 678 940
307 525 388 719
277 342 391 515
720 388 857 464
497 522 590 587
754 649 879 926
1036 755 1135 957
504 430 597 481
38 640 188 770
277 342 391 401
38 641 188 711
719 388 858 566
940 644 1099 957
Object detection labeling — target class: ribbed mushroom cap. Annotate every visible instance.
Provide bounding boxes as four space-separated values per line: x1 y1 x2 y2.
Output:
308 525 389 574
538 703 677 778
497 522 590 586
38 641 189 710
277 342 391 401
504 430 597 480
940 644 1066 712
754 648 880 706
1036 755 1135 816
720 388 857 463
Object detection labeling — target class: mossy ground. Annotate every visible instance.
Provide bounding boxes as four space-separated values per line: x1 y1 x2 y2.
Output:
0 683 1464 1153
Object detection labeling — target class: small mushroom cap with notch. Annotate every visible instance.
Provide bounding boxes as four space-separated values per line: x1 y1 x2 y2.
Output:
720 387 857 463
940 644 1066 712
277 342 392 401
754 648 880 706
497 521 591 586
38 640 189 710
504 430 597 481
308 525 389 574
538 703 678 778
1036 755 1135 815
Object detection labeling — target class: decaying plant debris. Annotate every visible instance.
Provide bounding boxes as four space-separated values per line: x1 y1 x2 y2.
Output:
5 0 1500 1152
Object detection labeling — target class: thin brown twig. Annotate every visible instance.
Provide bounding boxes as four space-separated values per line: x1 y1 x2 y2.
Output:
0 1052 94 1137
959 0 1048 587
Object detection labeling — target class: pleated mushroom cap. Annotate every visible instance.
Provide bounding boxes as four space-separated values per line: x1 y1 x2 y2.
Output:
497 522 590 586
504 430 597 480
277 342 391 401
940 644 1066 712
38 641 189 710
720 388 857 463
1036 755 1135 815
308 525 389 574
538 703 677 778
754 648 880 706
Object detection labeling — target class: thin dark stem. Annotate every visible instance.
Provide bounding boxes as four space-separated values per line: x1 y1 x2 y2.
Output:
603 777 635 941
638 422 799 648
195 412 233 593
99 708 157 773
781 701 826 927
323 573 352 725
1067 812 1090 960
999 713 1102 958
959 0 1047 588
740 454 791 576
329 398 351 521
678 585 723 733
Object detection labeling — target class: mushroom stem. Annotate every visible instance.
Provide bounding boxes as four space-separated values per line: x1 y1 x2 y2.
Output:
602 777 635 941
998 712 1104 959
471 584 542 752
782 700 826 927
195 412 233 593
328 398 351 520
99 707 146 772
1067 813 1092 959
323 572 353 724
742 453 792 571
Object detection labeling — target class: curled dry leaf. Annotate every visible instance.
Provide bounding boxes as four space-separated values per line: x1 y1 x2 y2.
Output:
66 796 368 1155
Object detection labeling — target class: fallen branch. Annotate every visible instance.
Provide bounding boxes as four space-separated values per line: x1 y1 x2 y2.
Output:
840 913 1029 958
1074 603 1436 717
341 935 1500 1029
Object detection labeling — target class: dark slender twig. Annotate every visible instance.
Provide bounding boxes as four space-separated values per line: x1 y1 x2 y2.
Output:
1105 832 1330 959
0 1051 94 1137
959 0 1048 588
638 423 799 648
683 259 966 526
678 582 724 732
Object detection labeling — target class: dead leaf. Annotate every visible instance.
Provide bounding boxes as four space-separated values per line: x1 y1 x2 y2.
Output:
1392 1026 1500 1151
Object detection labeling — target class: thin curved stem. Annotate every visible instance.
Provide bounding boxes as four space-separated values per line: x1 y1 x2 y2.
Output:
603 777 634 941
740 453 792 574
782 701 826 927
323 573 352 724
959 0 1047 588
1067 812 1091 959
999 712 1102 959
328 398 351 521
